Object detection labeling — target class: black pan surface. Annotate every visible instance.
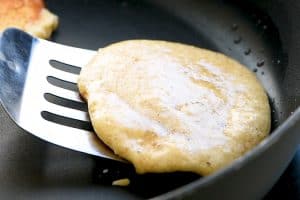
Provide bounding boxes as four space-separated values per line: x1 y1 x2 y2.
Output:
0 0 299 199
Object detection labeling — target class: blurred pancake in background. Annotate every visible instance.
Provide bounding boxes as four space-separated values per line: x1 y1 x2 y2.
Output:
0 0 58 39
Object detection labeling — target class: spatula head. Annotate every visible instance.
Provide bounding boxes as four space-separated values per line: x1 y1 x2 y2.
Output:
0 28 123 162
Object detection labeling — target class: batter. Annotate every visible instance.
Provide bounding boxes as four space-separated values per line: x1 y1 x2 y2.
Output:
78 40 270 175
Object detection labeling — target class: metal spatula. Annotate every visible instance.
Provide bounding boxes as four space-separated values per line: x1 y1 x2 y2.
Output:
0 28 122 161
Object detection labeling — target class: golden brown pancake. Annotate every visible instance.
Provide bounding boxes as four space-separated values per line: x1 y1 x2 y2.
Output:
78 40 271 175
0 0 58 39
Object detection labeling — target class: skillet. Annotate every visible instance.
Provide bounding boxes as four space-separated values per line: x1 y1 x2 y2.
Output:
0 0 299 199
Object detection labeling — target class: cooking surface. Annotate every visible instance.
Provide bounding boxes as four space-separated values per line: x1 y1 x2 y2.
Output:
0 0 299 199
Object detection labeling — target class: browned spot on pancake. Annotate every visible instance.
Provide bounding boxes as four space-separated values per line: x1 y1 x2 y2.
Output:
190 77 225 100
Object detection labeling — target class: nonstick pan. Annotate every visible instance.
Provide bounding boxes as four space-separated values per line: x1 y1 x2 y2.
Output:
0 0 299 199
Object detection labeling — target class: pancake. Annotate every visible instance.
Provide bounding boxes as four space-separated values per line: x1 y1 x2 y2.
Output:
78 40 271 175
0 0 58 39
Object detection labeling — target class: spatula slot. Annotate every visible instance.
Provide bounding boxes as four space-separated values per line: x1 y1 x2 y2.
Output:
41 111 93 131
47 76 78 92
44 93 87 112
49 60 81 75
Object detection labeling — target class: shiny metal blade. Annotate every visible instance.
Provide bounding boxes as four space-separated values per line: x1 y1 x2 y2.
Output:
0 28 123 161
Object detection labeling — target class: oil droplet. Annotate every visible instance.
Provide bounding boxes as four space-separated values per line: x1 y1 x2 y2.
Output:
257 60 265 67
244 48 251 55
234 36 242 44
253 68 258 73
277 59 281 64
263 25 268 30
257 19 262 25
231 23 238 31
